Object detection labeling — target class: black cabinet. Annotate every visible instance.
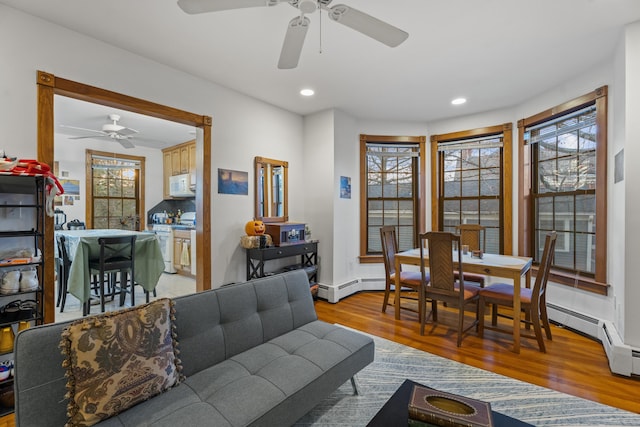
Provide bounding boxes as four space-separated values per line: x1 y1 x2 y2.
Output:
246 240 318 284
0 174 46 417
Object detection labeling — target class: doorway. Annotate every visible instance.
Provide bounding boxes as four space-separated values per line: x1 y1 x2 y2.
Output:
37 70 212 323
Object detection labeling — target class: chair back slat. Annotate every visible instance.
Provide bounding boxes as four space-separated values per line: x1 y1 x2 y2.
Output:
380 226 398 278
455 224 486 252
419 232 463 295
96 235 136 270
531 231 557 307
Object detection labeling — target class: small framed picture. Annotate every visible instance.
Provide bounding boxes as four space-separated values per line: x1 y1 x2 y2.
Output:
218 168 248 195
340 176 351 199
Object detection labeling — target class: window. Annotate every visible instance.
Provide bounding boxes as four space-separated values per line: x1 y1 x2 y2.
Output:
518 87 607 294
87 150 145 230
431 124 513 254
359 135 426 262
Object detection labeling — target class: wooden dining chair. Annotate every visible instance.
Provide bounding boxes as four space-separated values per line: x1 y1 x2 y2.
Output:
418 231 480 347
380 226 425 317
454 223 487 287
478 231 557 352
86 235 136 315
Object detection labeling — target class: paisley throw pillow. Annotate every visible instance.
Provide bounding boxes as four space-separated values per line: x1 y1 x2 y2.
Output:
59 298 183 427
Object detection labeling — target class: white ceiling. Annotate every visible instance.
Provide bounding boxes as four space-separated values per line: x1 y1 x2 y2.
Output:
4 0 640 142
54 96 195 149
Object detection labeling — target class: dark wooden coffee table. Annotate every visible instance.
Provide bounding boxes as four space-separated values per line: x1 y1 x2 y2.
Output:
366 379 534 426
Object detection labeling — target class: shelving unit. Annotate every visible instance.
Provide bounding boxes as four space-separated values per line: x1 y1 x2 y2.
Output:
0 175 46 420
245 240 318 285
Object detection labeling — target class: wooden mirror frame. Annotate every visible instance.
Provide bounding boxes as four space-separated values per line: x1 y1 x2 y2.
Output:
254 156 288 223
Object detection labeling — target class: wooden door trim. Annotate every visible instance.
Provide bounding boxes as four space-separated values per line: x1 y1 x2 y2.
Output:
37 70 212 323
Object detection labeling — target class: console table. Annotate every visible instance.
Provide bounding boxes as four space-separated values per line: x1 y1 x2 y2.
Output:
246 240 318 284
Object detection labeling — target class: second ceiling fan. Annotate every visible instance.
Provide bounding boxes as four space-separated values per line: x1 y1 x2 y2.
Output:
177 0 409 69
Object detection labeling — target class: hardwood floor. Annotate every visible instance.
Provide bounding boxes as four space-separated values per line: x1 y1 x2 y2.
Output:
313 291 640 414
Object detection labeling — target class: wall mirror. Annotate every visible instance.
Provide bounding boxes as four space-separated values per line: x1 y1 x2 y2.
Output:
255 156 288 223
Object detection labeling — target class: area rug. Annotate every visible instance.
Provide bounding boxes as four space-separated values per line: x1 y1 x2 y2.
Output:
294 332 640 426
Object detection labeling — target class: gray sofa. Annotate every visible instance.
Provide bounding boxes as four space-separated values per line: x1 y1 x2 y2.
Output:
13 269 375 426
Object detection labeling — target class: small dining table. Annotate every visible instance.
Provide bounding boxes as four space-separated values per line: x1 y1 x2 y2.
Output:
394 248 533 353
55 229 165 305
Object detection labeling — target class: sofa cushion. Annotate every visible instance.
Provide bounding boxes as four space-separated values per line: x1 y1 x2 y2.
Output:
85 321 374 427
59 298 182 427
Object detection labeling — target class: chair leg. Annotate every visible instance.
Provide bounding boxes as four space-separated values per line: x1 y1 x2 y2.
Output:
478 298 485 338
99 273 106 313
540 302 553 340
382 281 391 313
56 263 63 307
60 272 68 313
457 302 465 347
530 306 547 353
491 303 498 326
419 288 426 335
130 273 135 307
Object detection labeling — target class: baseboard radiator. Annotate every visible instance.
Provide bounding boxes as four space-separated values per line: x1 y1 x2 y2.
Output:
317 277 384 303
546 303 640 377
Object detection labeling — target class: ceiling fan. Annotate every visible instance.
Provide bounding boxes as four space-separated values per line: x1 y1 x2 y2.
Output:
177 0 409 69
61 114 138 149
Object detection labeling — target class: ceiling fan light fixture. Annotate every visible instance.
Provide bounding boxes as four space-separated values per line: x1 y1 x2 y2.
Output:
297 0 317 14
300 88 315 96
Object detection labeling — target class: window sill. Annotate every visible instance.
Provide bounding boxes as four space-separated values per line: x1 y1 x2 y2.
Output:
359 255 383 264
532 266 609 296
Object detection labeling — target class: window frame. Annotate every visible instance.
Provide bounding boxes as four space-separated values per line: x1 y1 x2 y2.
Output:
518 86 608 295
431 124 513 254
85 149 146 231
359 134 426 263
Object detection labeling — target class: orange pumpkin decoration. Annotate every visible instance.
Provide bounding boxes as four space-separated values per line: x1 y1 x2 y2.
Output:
245 220 266 236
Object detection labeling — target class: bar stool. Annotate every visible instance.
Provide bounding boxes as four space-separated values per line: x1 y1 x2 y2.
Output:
85 235 136 315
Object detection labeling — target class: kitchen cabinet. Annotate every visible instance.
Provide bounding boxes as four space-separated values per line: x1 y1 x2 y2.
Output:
0 175 46 420
162 140 196 199
173 230 192 275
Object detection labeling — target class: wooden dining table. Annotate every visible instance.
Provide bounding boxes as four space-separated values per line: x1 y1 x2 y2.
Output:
394 248 533 353
55 229 165 305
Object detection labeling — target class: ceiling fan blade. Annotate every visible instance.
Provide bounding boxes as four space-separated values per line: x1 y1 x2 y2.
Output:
177 0 270 14
278 16 310 69
328 4 408 47
69 135 109 140
60 124 106 135
117 127 138 136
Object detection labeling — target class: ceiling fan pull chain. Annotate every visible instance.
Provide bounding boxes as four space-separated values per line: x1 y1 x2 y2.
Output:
319 5 323 54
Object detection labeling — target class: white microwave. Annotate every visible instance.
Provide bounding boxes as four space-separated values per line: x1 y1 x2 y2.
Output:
169 173 196 198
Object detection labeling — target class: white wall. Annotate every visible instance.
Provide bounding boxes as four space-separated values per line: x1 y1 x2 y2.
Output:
332 110 358 285
303 110 335 283
623 20 640 346
0 4 304 287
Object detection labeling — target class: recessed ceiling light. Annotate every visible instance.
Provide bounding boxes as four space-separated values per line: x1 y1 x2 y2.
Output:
451 97 467 105
300 88 315 97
